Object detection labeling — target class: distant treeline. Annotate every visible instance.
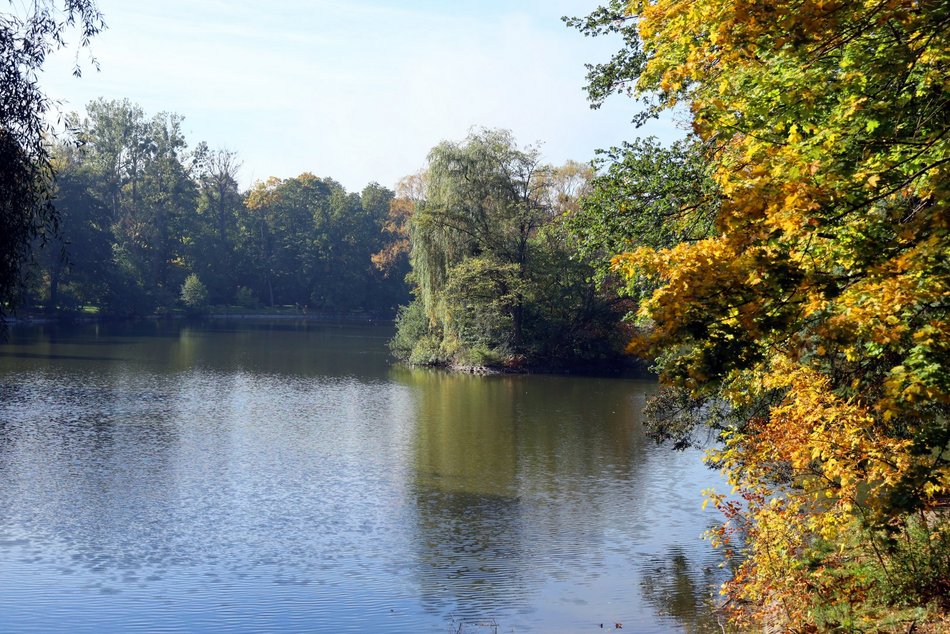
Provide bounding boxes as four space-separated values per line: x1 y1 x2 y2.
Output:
22 98 410 317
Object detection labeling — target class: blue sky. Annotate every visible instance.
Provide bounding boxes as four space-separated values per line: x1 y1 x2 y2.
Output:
43 0 684 191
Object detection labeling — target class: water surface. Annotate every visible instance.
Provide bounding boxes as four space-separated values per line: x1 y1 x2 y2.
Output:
0 320 726 632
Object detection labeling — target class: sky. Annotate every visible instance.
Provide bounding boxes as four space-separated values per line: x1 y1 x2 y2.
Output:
41 0 685 192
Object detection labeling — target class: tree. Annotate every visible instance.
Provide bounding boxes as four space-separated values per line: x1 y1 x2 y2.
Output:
179 273 207 313
37 142 113 311
570 0 949 629
411 128 549 345
73 100 199 313
79 98 146 223
372 171 426 275
138 111 198 301
394 129 630 369
0 0 104 318
187 147 243 304
562 0 647 116
237 173 404 313
567 136 718 291
402 129 549 360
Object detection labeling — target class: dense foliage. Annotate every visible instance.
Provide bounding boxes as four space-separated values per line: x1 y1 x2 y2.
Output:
21 99 408 316
1 0 103 319
179 273 208 313
389 129 633 370
570 0 949 630
567 136 719 293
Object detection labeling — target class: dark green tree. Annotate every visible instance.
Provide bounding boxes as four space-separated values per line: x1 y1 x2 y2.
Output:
75 100 198 313
137 111 197 303
567 137 718 292
239 173 405 313
36 143 113 312
187 147 242 303
0 0 104 317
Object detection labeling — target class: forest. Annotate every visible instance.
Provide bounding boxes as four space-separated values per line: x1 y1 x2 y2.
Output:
15 98 410 318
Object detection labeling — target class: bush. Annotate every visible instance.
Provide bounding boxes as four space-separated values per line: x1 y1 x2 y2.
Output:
878 516 950 612
391 300 430 359
458 344 507 368
408 335 445 366
180 274 209 313
234 286 257 309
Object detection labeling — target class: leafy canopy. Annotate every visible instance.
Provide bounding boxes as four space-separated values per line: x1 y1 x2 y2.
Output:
571 0 949 628
0 0 104 317
393 129 631 369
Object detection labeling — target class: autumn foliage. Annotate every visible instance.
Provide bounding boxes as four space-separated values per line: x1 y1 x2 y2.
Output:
600 0 948 629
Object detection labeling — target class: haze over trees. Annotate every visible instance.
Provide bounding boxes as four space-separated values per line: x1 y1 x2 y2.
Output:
20 98 410 316
568 0 949 630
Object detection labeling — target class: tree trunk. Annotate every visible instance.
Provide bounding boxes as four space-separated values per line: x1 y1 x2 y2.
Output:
48 269 59 313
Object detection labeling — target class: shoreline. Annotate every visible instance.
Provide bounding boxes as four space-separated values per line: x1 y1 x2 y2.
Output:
408 357 653 379
3 309 395 326
5 312 651 378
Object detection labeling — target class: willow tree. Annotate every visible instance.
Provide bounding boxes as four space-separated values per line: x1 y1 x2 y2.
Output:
570 0 949 629
1 0 104 317
409 128 549 351
393 129 630 368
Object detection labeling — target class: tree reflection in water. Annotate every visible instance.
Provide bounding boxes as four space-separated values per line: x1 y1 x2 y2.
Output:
639 546 730 633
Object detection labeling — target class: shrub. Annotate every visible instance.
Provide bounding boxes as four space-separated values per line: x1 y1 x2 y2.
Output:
234 286 257 309
390 300 430 360
180 274 209 313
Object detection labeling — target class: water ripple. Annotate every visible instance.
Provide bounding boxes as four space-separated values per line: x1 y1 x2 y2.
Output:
0 322 727 633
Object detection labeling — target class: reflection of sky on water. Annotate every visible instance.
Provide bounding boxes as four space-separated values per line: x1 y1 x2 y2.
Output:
0 321 727 633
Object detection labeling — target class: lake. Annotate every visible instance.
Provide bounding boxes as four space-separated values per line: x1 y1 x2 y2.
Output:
0 320 727 633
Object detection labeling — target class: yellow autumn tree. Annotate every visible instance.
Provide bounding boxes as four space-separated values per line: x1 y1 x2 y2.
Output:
578 0 948 630
371 171 427 274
